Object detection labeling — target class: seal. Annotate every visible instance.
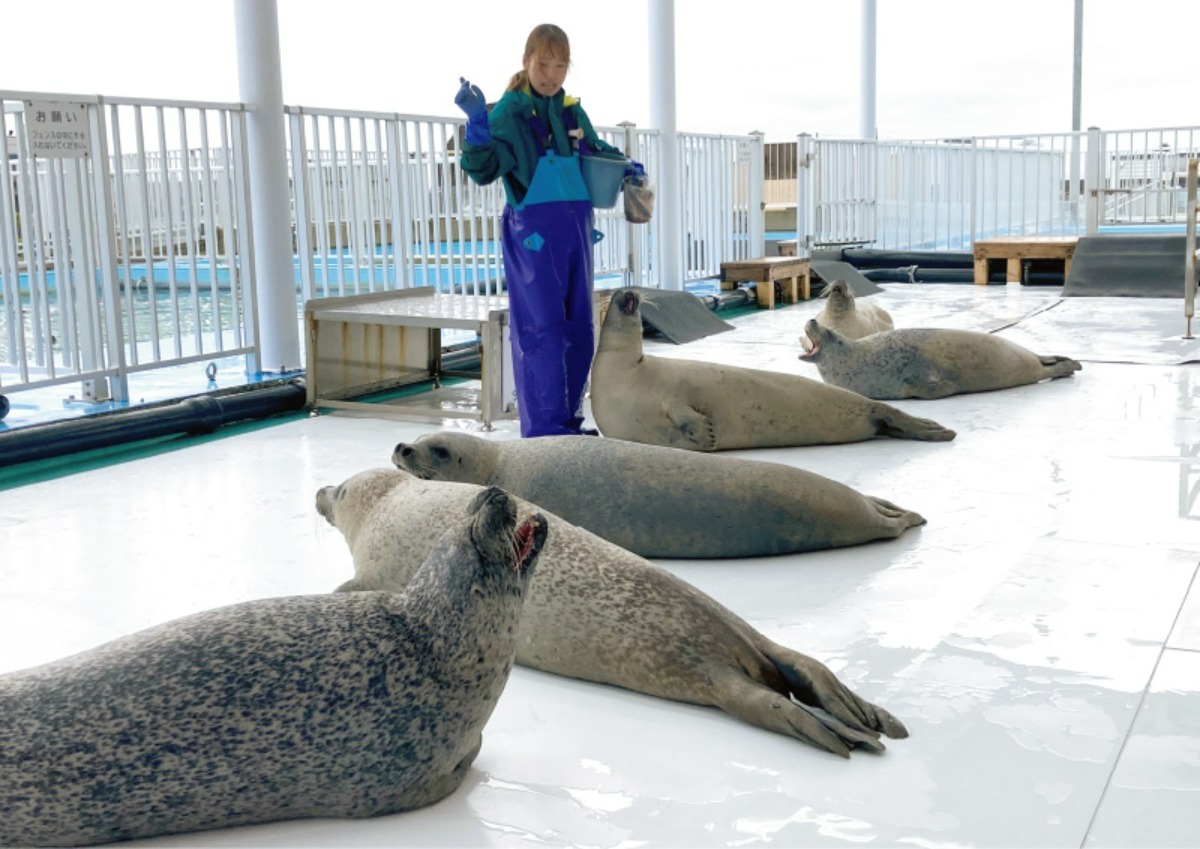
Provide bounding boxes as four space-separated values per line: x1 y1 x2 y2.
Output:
816 278 894 338
391 431 926 559
317 468 910 758
589 287 956 450
799 319 1083 399
0 487 546 847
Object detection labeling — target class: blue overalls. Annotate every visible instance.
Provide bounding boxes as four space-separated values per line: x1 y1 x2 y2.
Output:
502 111 598 437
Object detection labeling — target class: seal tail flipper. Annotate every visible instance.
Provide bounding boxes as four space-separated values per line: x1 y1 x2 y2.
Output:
1039 355 1083 378
868 496 927 530
709 671 881 757
754 640 910 742
873 405 957 442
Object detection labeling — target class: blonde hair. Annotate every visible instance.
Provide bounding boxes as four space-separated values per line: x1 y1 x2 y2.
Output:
506 24 571 92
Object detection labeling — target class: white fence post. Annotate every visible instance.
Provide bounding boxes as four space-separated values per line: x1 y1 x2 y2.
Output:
88 97 128 402
1185 158 1196 338
795 133 815 258
1085 125 1103 235
747 131 765 258
621 121 641 287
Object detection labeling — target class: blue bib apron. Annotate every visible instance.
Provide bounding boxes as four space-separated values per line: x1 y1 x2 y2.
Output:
502 120 598 437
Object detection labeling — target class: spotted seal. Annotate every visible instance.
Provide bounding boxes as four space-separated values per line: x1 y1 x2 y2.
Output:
588 287 955 450
0 487 545 847
816 278 894 338
391 431 926 559
317 468 909 757
799 319 1083 399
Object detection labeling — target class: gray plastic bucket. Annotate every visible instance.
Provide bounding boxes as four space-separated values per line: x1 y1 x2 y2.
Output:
581 152 630 209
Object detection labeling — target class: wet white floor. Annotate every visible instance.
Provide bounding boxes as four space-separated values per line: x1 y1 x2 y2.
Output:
2 282 1199 847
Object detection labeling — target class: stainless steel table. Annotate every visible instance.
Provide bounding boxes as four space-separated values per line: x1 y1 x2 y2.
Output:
304 287 514 428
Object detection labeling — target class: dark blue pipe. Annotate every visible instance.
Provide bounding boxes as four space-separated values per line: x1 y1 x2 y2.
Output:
0 378 307 468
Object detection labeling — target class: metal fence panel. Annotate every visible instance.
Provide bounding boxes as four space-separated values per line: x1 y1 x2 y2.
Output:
775 126 1200 251
1 91 258 406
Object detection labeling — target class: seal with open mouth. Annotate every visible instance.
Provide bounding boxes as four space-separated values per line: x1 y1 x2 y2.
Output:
0 487 544 847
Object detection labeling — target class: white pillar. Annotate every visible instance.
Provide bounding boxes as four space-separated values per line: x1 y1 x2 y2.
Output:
234 0 301 372
1068 0 1083 226
1071 0 1083 132
860 0 877 140
649 0 683 290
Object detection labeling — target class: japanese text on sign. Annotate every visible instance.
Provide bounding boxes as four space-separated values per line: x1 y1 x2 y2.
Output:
24 101 92 159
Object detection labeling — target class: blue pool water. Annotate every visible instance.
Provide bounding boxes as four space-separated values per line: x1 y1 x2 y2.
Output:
3 245 502 294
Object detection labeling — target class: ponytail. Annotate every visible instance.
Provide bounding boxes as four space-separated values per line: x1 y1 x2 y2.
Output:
507 69 529 92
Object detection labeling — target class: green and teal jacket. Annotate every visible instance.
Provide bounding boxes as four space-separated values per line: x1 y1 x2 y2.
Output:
459 85 622 207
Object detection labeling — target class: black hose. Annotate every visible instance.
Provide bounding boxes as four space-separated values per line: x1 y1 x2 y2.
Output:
0 378 307 468
840 248 976 269
860 266 1064 285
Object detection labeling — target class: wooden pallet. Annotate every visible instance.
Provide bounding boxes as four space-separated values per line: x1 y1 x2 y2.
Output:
719 257 811 308
972 236 1080 285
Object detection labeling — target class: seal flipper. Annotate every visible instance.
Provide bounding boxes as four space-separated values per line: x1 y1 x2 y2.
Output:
868 496 927 531
756 639 910 741
872 404 956 442
710 670 884 757
1038 354 1082 379
664 403 717 451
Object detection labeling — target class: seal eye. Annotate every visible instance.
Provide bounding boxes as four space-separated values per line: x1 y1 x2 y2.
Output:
432 447 450 461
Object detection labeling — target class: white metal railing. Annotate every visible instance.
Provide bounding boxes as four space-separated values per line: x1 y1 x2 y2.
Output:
2 89 761 410
777 126 1200 253
1 92 256 408
13 85 1191 417
677 132 764 283
285 108 674 301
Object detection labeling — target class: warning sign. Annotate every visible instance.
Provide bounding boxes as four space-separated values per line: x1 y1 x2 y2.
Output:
24 101 91 159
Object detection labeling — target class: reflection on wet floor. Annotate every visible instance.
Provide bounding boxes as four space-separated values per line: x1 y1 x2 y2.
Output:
1 282 1198 847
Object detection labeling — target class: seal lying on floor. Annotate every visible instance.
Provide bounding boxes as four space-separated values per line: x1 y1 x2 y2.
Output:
391 431 926 559
799 319 1083 399
317 468 909 758
0 488 545 847
589 288 955 450
815 279 894 338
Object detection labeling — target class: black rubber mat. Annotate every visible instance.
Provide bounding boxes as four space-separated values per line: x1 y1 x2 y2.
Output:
632 286 734 344
1063 235 1189 297
809 259 885 296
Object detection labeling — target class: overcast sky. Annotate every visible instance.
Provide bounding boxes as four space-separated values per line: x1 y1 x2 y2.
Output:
3 0 1196 142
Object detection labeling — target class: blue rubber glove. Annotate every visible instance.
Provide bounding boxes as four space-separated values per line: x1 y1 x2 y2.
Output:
627 159 646 180
454 77 491 145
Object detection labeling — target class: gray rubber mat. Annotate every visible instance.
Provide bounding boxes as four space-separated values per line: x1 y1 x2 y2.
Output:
632 287 734 345
1063 234 1190 297
809 259 885 296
